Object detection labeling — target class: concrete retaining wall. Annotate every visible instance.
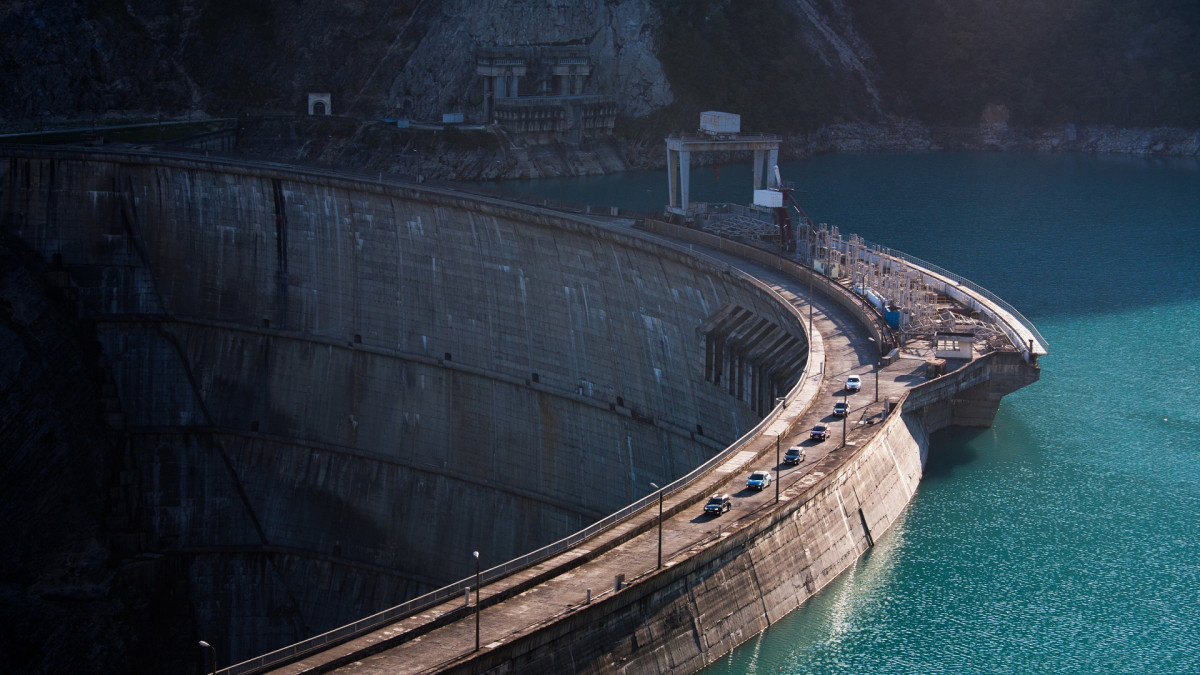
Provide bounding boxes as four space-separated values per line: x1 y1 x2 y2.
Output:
0 149 812 661
450 394 931 674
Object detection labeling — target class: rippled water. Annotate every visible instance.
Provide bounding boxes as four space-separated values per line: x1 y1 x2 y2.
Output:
485 152 1200 673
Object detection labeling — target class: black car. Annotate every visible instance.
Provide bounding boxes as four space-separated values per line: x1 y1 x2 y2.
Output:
784 446 804 465
810 424 830 441
704 493 732 515
833 401 849 416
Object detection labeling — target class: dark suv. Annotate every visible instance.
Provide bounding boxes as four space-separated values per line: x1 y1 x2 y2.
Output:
704 494 732 515
784 446 804 465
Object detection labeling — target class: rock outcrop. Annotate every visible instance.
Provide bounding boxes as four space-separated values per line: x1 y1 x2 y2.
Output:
374 0 673 121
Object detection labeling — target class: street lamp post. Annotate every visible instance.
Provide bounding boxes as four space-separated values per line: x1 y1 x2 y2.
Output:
836 379 848 449
198 641 216 675
649 482 663 569
867 337 879 403
842 386 848 447
808 262 814 341
473 551 481 652
775 435 780 503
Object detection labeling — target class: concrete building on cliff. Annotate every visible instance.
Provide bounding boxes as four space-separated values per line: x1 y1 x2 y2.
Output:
476 46 618 144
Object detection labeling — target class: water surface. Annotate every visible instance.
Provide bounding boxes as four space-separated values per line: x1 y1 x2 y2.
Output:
487 152 1200 673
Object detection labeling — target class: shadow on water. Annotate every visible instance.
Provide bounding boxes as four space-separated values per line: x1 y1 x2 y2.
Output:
922 426 990 480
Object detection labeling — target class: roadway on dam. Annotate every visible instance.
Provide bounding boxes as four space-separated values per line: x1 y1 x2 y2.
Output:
268 224 931 675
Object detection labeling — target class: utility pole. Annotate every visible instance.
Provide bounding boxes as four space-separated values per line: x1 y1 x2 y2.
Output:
775 435 780 503
649 482 663 569
473 551 481 652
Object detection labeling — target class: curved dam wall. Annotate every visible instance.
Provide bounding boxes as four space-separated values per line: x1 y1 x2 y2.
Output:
437 386 930 674
445 353 1034 675
0 149 810 663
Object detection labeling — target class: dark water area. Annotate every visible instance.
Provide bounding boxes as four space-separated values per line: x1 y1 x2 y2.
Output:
484 152 1200 673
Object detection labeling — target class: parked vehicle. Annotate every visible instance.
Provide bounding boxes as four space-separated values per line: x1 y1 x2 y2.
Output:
747 470 771 490
784 446 804 465
810 424 830 441
704 493 732 515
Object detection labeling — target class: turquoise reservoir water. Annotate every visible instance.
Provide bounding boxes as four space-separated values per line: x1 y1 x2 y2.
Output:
485 152 1200 672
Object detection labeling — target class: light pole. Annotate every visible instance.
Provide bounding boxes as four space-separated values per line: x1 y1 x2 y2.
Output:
808 262 814 342
836 379 848 448
649 482 663 569
867 337 879 403
473 550 481 652
775 435 780 503
198 640 216 675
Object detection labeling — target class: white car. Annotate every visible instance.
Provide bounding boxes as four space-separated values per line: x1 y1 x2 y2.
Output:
846 375 862 393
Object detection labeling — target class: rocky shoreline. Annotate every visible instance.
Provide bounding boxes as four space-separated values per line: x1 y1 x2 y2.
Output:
27 114 1192 183
293 118 1200 183
785 119 1200 160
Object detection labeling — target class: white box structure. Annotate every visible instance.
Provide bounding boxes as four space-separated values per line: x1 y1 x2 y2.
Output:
753 189 783 208
700 111 740 135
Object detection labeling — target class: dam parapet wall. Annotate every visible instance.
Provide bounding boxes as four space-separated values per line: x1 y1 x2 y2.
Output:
401 384 936 674
0 147 1042 671
0 147 814 661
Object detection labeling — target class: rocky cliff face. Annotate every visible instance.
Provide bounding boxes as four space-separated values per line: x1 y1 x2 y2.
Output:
378 0 674 121
0 243 194 673
0 0 680 123
0 0 876 126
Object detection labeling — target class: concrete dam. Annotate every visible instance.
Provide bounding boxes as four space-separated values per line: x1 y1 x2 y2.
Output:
0 148 815 668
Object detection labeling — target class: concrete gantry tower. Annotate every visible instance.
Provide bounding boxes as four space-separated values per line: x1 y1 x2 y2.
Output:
477 49 528 123
475 46 615 144
666 112 782 217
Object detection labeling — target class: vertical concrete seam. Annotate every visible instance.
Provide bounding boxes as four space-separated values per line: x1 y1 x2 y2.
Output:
272 178 289 328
